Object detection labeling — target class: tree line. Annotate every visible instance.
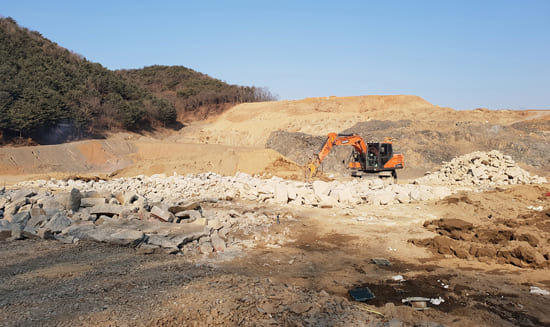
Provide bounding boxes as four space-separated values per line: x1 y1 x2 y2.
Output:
0 17 276 144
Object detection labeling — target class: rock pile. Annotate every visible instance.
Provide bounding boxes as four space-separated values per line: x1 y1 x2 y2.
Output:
0 185 281 256
14 172 452 208
0 172 454 254
415 150 547 186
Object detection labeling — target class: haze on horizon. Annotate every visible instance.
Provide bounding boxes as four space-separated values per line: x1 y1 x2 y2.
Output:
2 0 549 110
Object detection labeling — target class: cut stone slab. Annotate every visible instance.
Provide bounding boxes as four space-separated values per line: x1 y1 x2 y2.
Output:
170 226 212 247
312 181 331 199
105 230 145 247
54 188 82 211
151 206 175 222
13 189 36 200
90 204 123 217
273 184 289 204
40 198 65 210
169 201 202 214
369 190 395 205
146 234 180 250
81 197 107 207
175 210 201 220
211 232 226 252
136 243 161 255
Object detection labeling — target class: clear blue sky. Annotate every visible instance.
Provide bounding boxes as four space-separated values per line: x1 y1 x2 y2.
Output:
2 0 549 110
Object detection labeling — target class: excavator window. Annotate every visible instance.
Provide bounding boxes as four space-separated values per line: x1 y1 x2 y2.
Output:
380 144 392 165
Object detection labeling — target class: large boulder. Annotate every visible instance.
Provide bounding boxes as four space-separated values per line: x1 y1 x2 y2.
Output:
273 184 289 204
312 181 331 201
54 188 82 212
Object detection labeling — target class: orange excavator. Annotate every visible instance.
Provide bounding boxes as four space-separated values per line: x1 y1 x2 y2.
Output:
305 132 404 180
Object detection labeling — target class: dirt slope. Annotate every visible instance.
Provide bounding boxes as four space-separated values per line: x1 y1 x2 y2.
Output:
0 95 547 182
183 95 547 147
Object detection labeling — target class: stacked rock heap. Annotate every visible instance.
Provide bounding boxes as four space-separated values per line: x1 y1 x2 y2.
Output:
0 172 452 253
415 150 547 186
0 150 546 254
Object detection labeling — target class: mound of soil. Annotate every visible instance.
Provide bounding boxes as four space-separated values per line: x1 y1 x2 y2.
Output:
411 210 550 268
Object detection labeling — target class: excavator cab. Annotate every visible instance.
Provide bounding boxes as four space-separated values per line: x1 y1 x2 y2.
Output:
365 143 393 169
350 142 403 179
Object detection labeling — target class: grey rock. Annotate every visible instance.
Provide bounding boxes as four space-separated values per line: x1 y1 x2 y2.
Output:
10 212 31 227
312 181 331 199
80 197 107 207
54 188 82 212
175 210 201 220
37 228 55 240
136 243 161 255
170 226 211 247
10 226 24 240
199 241 213 254
44 212 73 232
169 201 201 214
151 206 175 222
146 234 180 250
105 229 145 247
211 232 226 252
273 183 288 204
27 214 48 228
108 197 120 205
40 198 65 210
90 204 123 217
94 215 114 225
122 192 139 205
30 207 46 218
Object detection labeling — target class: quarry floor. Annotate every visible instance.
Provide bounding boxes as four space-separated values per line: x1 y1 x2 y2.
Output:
1 186 550 327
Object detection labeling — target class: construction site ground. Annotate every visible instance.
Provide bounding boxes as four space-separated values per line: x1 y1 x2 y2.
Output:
1 96 550 326
2 184 550 326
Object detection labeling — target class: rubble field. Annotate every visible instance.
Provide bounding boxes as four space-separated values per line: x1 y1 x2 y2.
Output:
1 150 550 326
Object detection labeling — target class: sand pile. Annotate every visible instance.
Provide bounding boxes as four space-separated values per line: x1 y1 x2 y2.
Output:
415 150 547 186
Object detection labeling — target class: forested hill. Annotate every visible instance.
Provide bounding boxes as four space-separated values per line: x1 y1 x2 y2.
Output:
0 17 275 144
117 66 276 121
0 17 176 142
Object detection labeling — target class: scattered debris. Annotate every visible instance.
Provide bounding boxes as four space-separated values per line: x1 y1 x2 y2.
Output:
530 286 550 296
392 275 404 282
371 258 392 266
401 296 444 310
349 287 376 301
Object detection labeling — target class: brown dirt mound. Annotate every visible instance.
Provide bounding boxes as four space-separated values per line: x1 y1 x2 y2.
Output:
411 209 550 268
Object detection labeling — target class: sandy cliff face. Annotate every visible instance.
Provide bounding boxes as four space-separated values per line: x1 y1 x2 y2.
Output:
183 95 546 147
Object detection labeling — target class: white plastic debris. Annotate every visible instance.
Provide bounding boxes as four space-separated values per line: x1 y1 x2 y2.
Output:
527 206 544 211
429 297 445 305
392 275 404 282
530 286 550 295
402 297 445 306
